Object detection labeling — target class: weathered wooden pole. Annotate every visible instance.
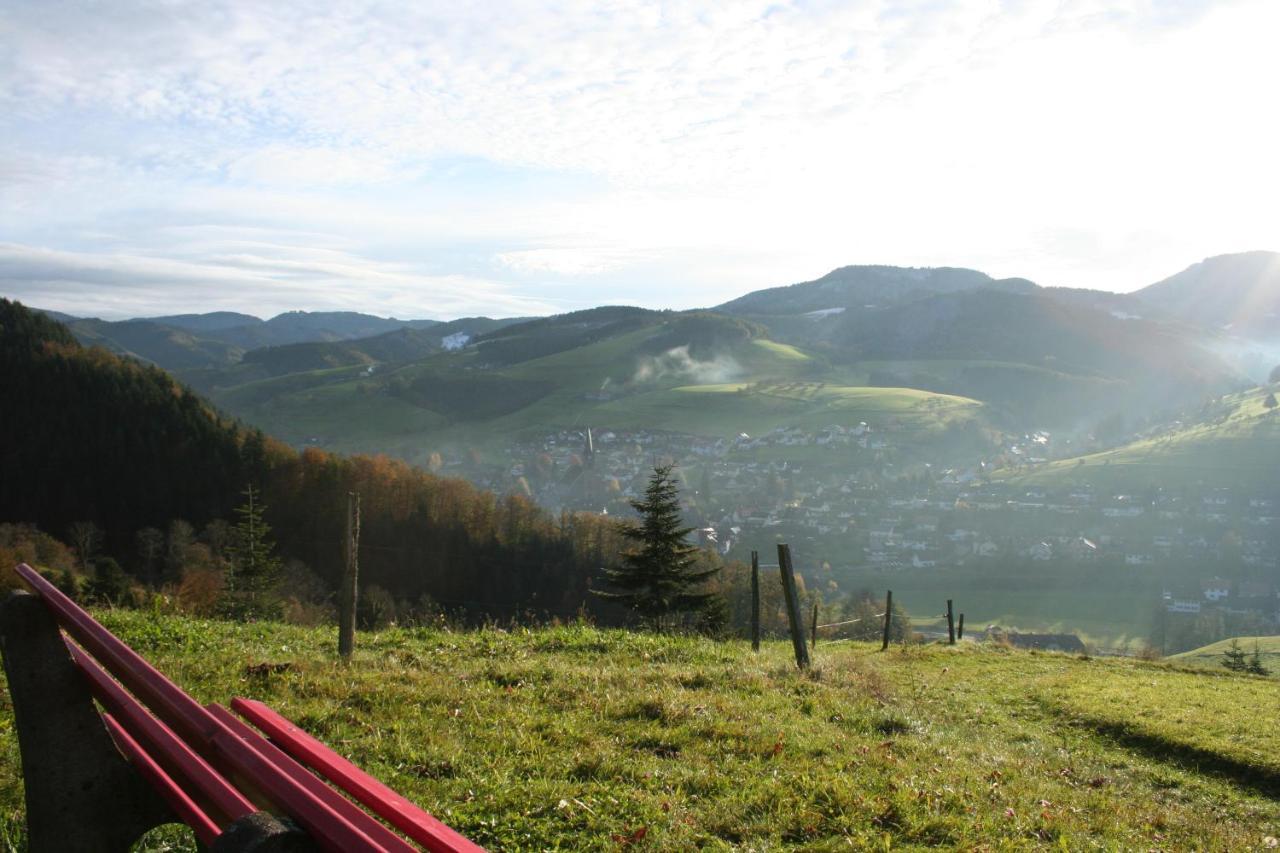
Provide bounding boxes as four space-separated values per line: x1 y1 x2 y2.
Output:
776 544 810 670
750 550 761 652
810 602 818 650
338 491 360 660
881 590 893 651
946 599 955 645
958 613 965 640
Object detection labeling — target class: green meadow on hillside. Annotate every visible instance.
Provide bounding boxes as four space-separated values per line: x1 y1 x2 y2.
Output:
1003 387 1280 490
1171 636 1280 671
204 322 985 461
4 614 1280 850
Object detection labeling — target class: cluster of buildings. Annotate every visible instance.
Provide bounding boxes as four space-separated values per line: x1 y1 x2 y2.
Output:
447 423 1279 631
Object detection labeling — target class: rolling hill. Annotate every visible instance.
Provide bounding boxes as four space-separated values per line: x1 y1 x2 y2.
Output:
1001 384 1280 489
1171 635 1280 670
722 269 1239 424
1136 251 1280 337
714 264 1037 316
33 257 1260 472
198 309 987 463
40 309 501 372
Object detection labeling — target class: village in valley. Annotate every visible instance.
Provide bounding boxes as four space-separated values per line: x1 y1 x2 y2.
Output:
437 417 1280 649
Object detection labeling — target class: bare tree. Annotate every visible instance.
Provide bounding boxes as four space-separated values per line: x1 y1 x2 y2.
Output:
67 521 101 574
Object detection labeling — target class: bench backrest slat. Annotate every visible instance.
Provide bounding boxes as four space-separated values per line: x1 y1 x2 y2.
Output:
208 703 418 853
233 698 486 853
102 712 223 846
16 564 215 745
68 640 258 826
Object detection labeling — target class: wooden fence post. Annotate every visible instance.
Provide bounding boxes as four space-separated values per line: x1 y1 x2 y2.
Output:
882 590 893 651
338 491 360 660
958 613 965 640
810 602 818 650
776 544 810 670
750 550 760 653
946 599 955 646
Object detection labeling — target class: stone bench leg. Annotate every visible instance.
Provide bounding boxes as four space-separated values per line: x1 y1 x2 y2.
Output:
0 590 174 852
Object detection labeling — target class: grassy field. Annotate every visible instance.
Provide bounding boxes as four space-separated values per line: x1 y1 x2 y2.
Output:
1171 635 1280 670
5 614 1280 850
1001 386 1280 490
886 587 1156 651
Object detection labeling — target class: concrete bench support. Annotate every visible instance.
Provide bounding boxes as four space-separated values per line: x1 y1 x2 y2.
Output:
0 590 315 852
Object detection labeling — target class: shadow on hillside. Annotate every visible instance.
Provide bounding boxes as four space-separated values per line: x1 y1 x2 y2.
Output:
1057 710 1280 799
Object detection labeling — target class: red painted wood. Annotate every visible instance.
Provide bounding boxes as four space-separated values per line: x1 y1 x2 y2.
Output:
102 713 222 847
15 564 391 853
207 704 417 853
233 698 486 853
16 564 214 744
69 641 257 826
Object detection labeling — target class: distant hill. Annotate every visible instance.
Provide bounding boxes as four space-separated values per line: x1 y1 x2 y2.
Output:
58 317 247 370
1002 384 1280 489
148 311 263 331
471 306 663 366
834 289 1215 379
40 308 455 370
193 305 987 466
719 268 1237 423
715 265 1036 316
1136 251 1280 337
178 316 528 392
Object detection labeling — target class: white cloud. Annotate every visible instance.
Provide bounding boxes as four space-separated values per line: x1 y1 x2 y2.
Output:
497 247 647 276
0 241 557 319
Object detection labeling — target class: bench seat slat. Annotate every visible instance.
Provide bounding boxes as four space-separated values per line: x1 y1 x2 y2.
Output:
102 713 223 847
67 640 259 826
208 704 418 853
233 698 485 853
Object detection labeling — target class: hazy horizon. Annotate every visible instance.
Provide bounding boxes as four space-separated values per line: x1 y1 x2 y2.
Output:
18 250 1277 324
2 1 1277 320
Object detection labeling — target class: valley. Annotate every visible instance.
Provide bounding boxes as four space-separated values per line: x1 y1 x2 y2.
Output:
27 252 1280 651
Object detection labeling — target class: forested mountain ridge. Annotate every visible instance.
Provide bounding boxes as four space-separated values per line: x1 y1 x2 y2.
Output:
0 298 266 552
40 308 524 373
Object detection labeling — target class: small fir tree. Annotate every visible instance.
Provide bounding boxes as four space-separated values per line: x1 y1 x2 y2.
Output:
1247 641 1270 676
595 464 719 631
1222 638 1249 672
224 484 283 619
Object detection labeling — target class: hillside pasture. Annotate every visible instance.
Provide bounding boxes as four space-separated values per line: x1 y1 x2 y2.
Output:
1005 387 1280 490
1171 636 1280 671
3 614 1280 850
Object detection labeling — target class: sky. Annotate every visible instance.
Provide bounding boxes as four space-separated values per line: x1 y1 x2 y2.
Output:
1 0 1277 321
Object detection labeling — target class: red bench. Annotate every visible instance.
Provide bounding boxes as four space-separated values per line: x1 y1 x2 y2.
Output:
0 563 484 852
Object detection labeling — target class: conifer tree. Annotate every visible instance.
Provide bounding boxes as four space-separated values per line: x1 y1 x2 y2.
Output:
1247 641 1270 675
225 484 283 618
594 464 719 630
1222 638 1249 672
